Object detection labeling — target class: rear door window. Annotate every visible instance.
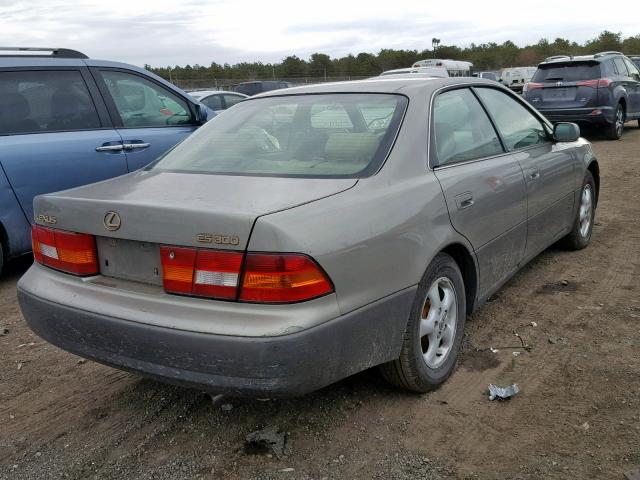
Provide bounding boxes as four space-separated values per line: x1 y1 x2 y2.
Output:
0 70 101 135
433 88 503 166
613 58 629 76
532 63 601 82
201 94 223 111
99 70 194 127
223 94 244 108
475 88 548 151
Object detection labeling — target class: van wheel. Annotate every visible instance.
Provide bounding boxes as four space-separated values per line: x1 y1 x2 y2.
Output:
605 104 624 140
561 171 596 250
380 253 466 392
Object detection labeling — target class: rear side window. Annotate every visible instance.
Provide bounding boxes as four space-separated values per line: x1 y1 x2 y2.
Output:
152 93 407 178
613 58 629 76
223 94 244 108
475 88 548 151
433 88 503 166
201 94 222 110
99 70 193 127
0 70 101 135
532 63 601 82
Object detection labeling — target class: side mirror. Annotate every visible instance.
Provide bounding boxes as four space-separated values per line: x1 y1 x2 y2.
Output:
553 122 580 142
194 103 209 125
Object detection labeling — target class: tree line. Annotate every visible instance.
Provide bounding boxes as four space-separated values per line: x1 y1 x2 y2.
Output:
146 31 640 83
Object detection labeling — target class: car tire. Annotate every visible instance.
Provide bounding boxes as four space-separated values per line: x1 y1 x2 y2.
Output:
380 253 466 393
605 104 625 140
0 241 3 276
560 171 596 250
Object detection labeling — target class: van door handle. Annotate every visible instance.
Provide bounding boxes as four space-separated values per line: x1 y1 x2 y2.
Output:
96 144 124 152
455 192 474 210
123 142 151 150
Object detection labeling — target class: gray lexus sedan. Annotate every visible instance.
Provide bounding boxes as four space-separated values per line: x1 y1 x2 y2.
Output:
18 77 599 396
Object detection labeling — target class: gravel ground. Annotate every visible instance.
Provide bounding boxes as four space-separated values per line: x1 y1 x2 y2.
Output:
1 124 639 480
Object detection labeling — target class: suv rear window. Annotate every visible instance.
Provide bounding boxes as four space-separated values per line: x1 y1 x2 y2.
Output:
152 93 407 178
532 62 601 82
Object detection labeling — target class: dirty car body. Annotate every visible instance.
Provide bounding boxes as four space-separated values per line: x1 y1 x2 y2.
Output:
18 77 599 396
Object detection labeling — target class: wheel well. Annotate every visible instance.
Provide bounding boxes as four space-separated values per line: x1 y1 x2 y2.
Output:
587 161 600 205
441 243 477 316
619 98 626 113
0 221 7 261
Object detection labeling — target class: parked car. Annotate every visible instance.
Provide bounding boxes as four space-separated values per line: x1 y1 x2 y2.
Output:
629 55 640 69
379 67 449 78
18 77 599 396
0 47 210 274
234 80 292 96
188 90 247 114
523 51 640 139
473 71 501 82
500 67 537 92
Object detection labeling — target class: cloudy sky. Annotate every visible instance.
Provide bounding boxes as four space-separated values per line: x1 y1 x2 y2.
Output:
1 0 638 67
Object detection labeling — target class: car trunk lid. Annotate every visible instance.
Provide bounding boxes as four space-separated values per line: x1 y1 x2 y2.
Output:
34 170 356 285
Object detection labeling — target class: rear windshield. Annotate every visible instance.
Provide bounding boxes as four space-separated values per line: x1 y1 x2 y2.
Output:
151 93 407 178
532 62 601 82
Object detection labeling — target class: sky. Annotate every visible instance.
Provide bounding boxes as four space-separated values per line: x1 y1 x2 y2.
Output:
1 0 638 68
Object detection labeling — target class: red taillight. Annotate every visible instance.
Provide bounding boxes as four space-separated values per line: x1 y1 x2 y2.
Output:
31 225 98 276
523 82 543 93
239 253 333 303
160 246 243 300
577 78 611 87
160 247 333 303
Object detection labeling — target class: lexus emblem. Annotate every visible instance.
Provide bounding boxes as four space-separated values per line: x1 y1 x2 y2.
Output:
555 81 564 86
103 211 121 231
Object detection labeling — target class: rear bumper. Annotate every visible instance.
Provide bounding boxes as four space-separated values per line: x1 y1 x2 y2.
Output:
18 282 415 397
536 106 615 125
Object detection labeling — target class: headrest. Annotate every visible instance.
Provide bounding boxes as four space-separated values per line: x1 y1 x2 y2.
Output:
324 133 380 162
435 122 456 164
0 92 30 121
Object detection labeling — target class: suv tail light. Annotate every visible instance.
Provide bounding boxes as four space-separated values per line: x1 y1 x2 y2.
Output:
160 247 333 303
577 78 611 87
523 82 543 93
31 225 98 276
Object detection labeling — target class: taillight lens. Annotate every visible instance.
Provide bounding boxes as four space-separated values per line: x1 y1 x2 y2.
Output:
239 253 333 303
160 246 243 300
523 82 543 93
31 225 98 276
577 78 611 87
160 247 333 303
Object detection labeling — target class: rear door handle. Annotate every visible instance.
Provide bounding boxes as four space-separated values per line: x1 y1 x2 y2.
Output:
527 167 540 181
455 192 474 210
96 144 124 152
123 142 151 151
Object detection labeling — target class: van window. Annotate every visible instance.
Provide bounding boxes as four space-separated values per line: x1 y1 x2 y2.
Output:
0 70 101 135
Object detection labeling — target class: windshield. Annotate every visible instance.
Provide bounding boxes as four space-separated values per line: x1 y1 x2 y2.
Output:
151 93 407 178
532 62 601 82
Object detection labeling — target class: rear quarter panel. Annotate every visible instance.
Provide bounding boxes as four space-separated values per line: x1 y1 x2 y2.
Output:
248 173 470 315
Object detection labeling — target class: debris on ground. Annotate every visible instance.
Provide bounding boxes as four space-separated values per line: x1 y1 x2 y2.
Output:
561 280 569 286
512 351 521 357
548 336 569 345
530 321 538 327
221 403 233 412
245 425 287 458
76 359 87 365
0 327 8 336
580 422 590 431
624 468 640 480
513 330 532 351
488 384 520 401
208 393 224 405
490 347 499 353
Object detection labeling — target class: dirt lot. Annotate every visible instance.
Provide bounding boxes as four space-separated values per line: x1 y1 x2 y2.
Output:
1 125 639 480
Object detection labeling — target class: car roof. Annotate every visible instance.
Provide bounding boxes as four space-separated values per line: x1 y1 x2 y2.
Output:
539 52 628 66
254 76 501 99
